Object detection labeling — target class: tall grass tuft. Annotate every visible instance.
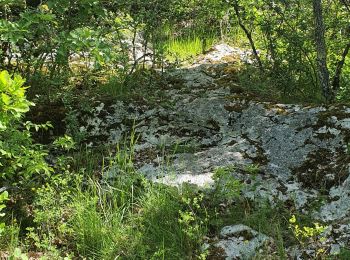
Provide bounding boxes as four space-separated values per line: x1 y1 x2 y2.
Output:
166 36 216 62
69 131 208 259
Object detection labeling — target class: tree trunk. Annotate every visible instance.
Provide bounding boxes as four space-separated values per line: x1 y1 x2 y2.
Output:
313 0 331 102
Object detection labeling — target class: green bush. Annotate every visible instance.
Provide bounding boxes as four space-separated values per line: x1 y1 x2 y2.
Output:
0 191 8 236
0 70 52 188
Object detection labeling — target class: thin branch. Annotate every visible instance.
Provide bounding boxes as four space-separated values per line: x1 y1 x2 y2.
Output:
232 0 264 72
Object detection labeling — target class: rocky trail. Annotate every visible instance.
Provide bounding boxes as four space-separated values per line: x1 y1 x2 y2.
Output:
74 44 350 259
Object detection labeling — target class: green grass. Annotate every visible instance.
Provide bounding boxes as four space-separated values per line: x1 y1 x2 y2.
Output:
339 248 350 259
71 145 111 176
99 75 129 99
21 131 207 259
166 37 202 61
165 36 216 62
70 185 130 258
69 174 206 259
0 223 20 252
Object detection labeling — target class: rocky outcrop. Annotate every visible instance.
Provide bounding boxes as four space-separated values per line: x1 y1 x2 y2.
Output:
72 44 350 258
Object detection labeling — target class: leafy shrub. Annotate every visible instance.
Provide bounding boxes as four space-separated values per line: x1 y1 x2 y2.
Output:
0 70 52 188
289 215 329 257
0 191 8 236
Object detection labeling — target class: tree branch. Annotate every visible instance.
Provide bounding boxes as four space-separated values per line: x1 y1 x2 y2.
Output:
331 42 350 95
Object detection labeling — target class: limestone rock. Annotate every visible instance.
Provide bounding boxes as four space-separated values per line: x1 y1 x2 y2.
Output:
207 225 273 259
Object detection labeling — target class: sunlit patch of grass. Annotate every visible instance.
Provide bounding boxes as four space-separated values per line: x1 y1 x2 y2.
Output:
99 75 128 99
165 36 216 62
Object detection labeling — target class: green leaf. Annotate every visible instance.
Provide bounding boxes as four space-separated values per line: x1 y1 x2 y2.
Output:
0 71 10 88
1 93 11 105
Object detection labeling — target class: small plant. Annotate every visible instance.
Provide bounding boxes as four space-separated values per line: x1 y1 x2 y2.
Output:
213 165 243 201
244 164 261 182
289 215 329 257
214 165 236 175
244 164 260 175
0 191 8 236
53 135 76 151
9 248 28 260
178 191 209 257
178 193 208 241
